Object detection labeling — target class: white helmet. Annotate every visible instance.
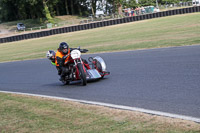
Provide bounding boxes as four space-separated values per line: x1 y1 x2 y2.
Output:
46 50 55 60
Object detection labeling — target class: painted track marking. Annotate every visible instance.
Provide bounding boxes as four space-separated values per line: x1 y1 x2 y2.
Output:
0 90 199 123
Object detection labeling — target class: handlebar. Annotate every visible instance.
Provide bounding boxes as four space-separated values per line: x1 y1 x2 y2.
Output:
70 47 88 53
80 49 88 53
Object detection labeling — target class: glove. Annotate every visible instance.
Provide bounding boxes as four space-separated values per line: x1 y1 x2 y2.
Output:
64 61 69 65
63 55 69 60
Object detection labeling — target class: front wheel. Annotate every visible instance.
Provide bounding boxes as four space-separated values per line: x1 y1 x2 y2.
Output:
77 63 87 86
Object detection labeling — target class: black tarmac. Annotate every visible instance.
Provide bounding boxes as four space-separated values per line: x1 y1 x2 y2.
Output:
0 45 200 119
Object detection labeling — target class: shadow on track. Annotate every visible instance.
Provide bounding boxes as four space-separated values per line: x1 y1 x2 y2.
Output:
42 78 108 88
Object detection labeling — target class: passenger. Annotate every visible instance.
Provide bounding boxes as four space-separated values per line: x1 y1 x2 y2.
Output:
46 50 56 66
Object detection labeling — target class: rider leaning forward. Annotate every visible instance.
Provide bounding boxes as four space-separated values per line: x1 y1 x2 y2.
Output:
47 42 89 81
56 42 72 81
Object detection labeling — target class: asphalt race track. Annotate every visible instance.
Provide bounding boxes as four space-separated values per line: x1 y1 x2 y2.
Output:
0 45 200 121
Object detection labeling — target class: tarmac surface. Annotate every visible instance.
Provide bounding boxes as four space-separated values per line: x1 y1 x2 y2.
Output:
0 45 200 119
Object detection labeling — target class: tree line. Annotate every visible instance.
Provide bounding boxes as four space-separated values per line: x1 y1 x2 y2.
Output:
0 0 190 22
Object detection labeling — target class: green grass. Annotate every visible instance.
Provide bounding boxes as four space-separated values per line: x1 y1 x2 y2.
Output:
1 13 200 132
0 12 200 62
1 15 87 31
3 16 81 27
159 6 193 11
0 93 199 133
3 19 46 28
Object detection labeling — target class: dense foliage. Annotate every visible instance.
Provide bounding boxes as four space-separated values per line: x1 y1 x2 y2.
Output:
0 0 190 22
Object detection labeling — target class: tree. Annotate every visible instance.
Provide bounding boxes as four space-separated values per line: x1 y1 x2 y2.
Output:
43 0 53 23
127 0 138 9
70 0 74 15
160 0 180 4
0 0 20 21
138 0 156 6
107 0 127 14
65 0 69 15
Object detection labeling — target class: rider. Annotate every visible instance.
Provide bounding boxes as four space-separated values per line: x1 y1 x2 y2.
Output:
55 42 71 81
55 42 91 81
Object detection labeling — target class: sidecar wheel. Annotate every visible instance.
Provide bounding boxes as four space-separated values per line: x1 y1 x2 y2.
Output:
95 60 103 72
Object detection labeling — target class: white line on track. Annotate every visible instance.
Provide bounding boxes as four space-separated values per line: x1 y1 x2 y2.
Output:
0 90 200 123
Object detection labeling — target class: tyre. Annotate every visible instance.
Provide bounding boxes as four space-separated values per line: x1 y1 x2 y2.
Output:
95 60 102 72
77 63 87 86
93 56 106 72
94 59 104 78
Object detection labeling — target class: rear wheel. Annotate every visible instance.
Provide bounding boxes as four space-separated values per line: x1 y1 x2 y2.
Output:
77 63 87 86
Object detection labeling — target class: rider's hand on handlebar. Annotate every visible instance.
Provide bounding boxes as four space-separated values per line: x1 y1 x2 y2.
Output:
63 55 69 60
64 61 69 65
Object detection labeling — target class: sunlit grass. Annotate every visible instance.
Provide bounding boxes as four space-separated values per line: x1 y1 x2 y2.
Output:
0 93 199 132
0 13 200 62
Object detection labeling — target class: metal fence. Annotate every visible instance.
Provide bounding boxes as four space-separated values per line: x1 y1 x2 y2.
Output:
0 6 200 44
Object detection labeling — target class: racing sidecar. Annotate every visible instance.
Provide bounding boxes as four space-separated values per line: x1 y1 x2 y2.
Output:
46 48 110 86
86 56 110 80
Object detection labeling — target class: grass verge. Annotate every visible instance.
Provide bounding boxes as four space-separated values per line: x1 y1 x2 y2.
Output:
0 92 200 133
1 15 86 29
0 13 200 62
1 13 200 132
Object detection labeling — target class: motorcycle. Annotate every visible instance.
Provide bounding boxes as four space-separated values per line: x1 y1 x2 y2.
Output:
57 47 110 86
